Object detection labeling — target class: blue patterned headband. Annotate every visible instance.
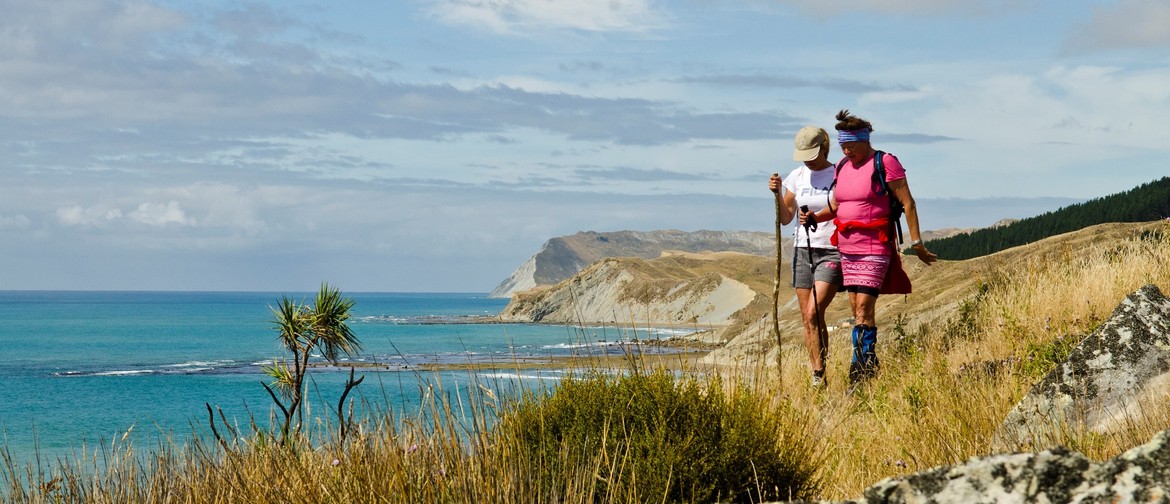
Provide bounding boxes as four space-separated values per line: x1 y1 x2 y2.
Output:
837 129 871 143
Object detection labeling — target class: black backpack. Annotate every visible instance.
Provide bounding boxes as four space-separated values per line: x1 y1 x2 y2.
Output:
832 151 905 244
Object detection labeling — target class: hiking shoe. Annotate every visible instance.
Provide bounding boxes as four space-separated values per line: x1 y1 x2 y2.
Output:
848 361 865 385
810 374 827 391
845 362 876 396
848 358 879 385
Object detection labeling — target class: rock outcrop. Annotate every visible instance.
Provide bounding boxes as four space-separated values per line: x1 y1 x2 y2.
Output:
490 230 782 298
805 427 1169 503
993 284 1170 452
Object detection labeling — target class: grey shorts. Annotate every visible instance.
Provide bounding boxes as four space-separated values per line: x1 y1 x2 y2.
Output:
791 248 843 289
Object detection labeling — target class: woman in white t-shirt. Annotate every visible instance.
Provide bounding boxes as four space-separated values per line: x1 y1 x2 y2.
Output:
768 126 842 390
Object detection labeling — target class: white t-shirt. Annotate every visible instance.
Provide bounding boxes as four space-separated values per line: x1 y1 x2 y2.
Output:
781 165 838 249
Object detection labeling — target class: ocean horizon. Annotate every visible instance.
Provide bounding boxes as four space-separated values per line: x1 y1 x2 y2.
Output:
1 290 692 466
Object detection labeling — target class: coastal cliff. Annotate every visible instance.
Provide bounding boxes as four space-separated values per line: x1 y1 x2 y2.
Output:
498 251 776 345
490 230 785 298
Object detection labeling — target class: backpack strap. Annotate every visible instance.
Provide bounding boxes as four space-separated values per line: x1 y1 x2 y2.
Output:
831 157 848 189
827 157 848 213
872 150 889 196
872 151 905 245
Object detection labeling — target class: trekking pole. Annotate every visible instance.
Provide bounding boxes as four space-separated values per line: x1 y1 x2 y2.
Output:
801 205 829 365
772 173 784 389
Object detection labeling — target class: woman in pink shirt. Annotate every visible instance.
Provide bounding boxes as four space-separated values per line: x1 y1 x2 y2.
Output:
803 110 937 387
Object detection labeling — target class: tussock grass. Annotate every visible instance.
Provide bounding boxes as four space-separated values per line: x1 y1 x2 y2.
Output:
5 221 1169 502
494 367 820 502
755 221 1170 498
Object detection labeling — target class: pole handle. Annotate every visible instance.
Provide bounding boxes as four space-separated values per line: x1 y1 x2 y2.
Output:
800 205 817 232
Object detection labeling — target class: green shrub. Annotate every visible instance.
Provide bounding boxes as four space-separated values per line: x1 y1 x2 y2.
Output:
1019 334 1081 380
492 368 820 503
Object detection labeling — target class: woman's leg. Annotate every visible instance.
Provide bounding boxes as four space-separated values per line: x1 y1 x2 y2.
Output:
852 290 878 327
812 279 838 364
848 289 881 382
798 280 839 374
795 287 822 373
840 253 888 385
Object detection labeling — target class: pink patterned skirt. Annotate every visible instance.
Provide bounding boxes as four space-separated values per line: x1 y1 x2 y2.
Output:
840 253 891 290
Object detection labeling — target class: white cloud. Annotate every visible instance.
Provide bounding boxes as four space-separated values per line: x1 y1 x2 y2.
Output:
0 0 186 55
56 205 124 227
1065 0 1170 53
129 201 195 227
1047 65 1170 110
846 59 1170 201
92 1 188 50
846 57 1170 151
183 184 268 232
428 0 666 34
54 200 194 228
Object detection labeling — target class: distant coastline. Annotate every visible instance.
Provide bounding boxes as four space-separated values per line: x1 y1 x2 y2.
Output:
307 347 711 373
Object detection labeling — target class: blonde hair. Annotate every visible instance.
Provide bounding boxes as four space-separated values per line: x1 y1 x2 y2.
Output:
814 128 830 150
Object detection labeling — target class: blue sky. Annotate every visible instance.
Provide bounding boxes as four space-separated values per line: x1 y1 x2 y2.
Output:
2 0 1167 292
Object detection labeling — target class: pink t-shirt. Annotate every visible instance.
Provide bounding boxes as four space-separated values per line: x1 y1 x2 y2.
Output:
833 152 905 255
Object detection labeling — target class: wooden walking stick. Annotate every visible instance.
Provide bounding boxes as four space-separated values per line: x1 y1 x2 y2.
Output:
772 173 784 388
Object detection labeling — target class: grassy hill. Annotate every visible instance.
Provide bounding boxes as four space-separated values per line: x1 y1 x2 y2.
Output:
926 176 1170 260
757 219 1170 496
617 220 1166 373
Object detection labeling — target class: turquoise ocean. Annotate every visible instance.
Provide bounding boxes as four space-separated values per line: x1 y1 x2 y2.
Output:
1 291 686 466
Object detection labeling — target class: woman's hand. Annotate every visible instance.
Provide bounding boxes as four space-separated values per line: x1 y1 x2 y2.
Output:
768 174 781 193
912 243 938 265
798 207 813 226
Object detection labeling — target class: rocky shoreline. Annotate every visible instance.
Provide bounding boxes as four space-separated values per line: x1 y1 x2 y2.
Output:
307 345 712 373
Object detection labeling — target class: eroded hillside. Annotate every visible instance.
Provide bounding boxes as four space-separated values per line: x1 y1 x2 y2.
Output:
491 230 785 298
498 221 1170 367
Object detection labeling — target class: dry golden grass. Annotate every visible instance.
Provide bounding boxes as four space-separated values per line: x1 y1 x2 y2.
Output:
5 221 1169 502
741 220 1170 499
3 356 819 503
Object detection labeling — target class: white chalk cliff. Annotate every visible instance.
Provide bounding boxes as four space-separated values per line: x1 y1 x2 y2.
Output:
498 251 777 345
491 230 783 298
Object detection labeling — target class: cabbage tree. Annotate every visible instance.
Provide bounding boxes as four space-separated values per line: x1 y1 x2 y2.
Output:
262 283 362 441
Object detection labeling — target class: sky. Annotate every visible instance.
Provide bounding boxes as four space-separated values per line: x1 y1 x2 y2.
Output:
2 0 1168 293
